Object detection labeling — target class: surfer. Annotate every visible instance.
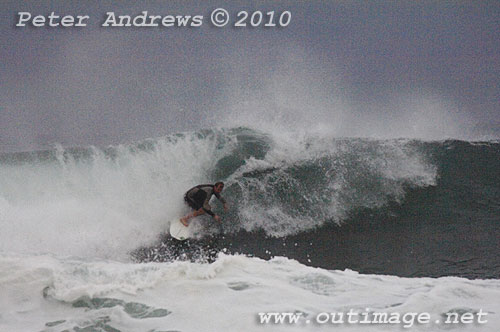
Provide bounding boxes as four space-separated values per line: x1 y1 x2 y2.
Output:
180 182 228 226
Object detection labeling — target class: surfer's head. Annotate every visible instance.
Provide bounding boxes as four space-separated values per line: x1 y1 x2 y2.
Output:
214 181 224 193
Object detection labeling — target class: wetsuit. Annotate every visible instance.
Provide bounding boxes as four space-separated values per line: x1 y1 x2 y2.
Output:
184 184 226 217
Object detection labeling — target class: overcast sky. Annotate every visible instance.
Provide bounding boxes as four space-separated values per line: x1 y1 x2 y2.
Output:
1 1 499 151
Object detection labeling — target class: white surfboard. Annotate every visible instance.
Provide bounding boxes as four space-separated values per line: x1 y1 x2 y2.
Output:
169 219 190 240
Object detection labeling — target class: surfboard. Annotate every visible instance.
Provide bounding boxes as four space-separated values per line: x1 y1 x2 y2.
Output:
169 219 190 240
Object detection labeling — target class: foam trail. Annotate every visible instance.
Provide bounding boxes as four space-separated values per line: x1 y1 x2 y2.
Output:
227 136 437 237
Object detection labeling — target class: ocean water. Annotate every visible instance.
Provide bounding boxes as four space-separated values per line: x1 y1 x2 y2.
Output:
1 127 499 331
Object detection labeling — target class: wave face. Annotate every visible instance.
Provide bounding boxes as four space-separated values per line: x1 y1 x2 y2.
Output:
1 128 499 277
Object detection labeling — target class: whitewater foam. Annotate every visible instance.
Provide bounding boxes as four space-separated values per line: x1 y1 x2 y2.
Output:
0 131 235 259
229 135 437 237
1 253 499 332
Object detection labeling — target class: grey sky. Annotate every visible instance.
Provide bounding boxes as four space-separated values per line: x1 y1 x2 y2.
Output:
1 1 499 151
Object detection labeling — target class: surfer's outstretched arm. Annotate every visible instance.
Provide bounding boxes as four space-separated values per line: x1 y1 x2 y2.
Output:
201 204 222 223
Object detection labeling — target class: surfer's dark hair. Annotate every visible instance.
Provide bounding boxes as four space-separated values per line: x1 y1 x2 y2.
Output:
215 181 224 187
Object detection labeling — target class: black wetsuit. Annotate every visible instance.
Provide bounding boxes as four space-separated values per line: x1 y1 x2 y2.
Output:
184 184 226 217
